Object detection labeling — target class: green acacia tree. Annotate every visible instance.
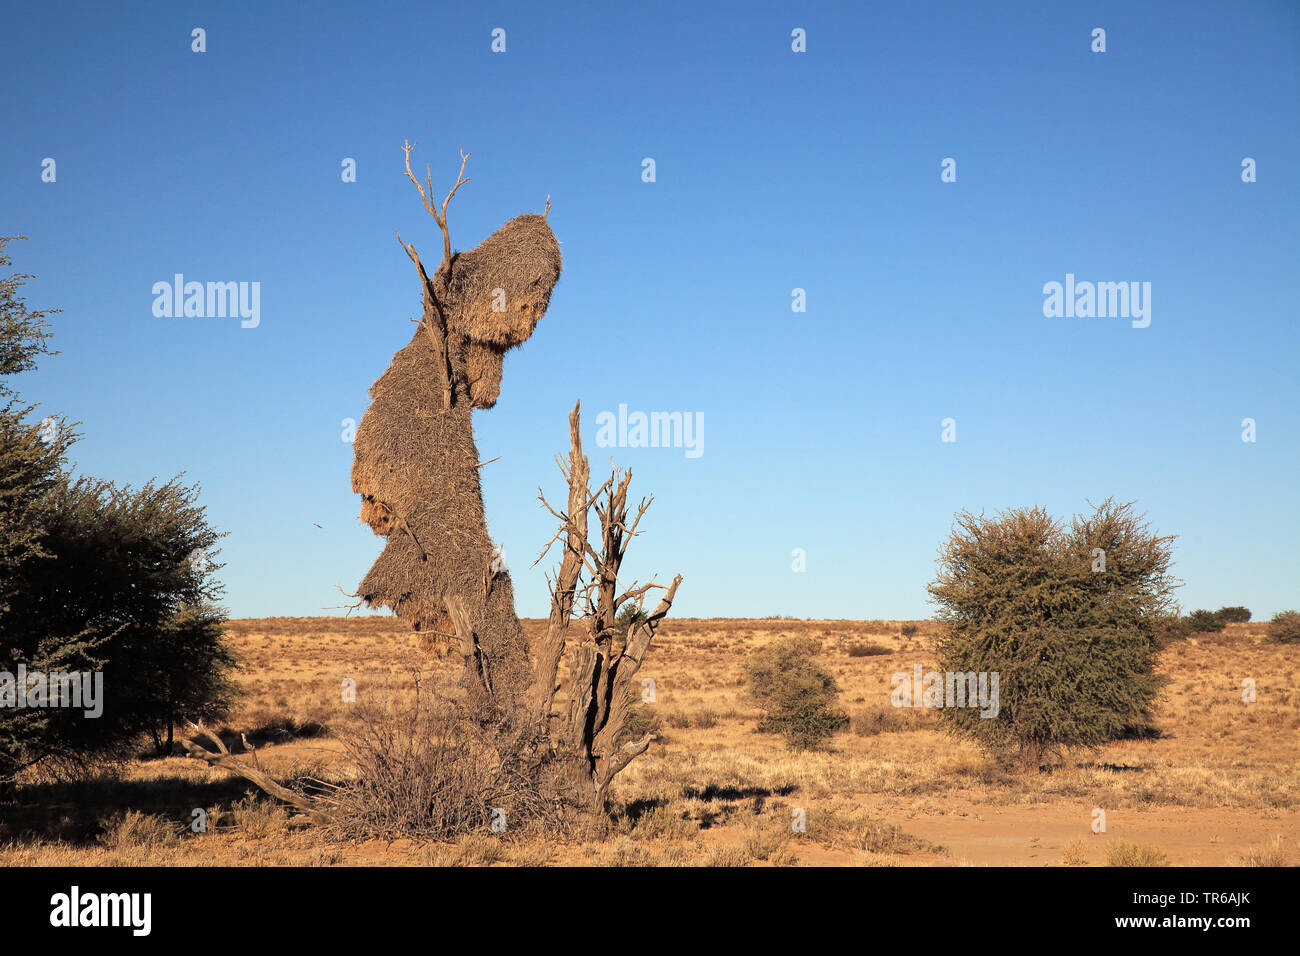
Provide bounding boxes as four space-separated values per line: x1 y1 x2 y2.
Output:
1 236 63 614
927 500 1177 769
0 238 235 784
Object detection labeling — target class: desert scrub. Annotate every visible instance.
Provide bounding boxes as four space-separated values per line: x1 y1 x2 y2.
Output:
1105 840 1169 867
1059 838 1090 866
847 642 891 657
427 833 507 867
741 819 796 863
96 810 182 850
1239 836 1289 866
508 842 556 867
851 706 908 736
853 819 936 855
628 803 698 840
704 844 751 867
597 836 658 867
229 794 290 838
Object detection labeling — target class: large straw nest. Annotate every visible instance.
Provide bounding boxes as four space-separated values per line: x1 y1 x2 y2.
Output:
445 213 561 349
349 211 561 703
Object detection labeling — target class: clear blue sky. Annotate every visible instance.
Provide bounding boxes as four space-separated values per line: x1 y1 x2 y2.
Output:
3 1 1297 621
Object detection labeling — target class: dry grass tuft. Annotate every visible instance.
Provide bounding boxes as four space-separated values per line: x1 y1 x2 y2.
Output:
1239 835 1289 866
704 844 751 867
228 795 290 838
97 811 182 850
1105 840 1170 867
427 833 507 867
1059 838 1090 866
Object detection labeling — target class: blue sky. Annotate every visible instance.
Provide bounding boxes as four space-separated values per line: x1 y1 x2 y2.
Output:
3 1 1297 621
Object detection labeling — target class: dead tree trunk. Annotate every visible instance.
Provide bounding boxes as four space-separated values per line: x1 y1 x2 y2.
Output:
533 403 683 807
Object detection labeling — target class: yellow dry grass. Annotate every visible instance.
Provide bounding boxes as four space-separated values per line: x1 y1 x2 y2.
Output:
2 617 1296 866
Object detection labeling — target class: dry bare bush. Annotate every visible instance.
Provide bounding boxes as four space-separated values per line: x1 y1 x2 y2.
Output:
324 670 560 839
1105 840 1170 866
528 407 683 806
1239 836 1289 866
1059 838 1090 866
851 706 921 736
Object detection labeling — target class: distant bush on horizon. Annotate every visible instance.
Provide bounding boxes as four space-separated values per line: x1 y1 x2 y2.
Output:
1267 611 1300 644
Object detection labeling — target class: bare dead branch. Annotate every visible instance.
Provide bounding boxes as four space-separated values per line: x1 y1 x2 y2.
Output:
530 402 592 724
325 583 366 613
526 402 684 807
402 141 471 264
181 723 334 824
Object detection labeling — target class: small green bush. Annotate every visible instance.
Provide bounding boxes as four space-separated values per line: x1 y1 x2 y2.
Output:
615 687 660 746
1156 607 1241 645
744 637 848 751
743 636 829 710
1267 611 1300 644
615 601 649 634
1185 609 1228 634
756 687 849 750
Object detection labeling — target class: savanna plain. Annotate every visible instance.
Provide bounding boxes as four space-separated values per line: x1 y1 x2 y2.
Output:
3 616 1295 867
